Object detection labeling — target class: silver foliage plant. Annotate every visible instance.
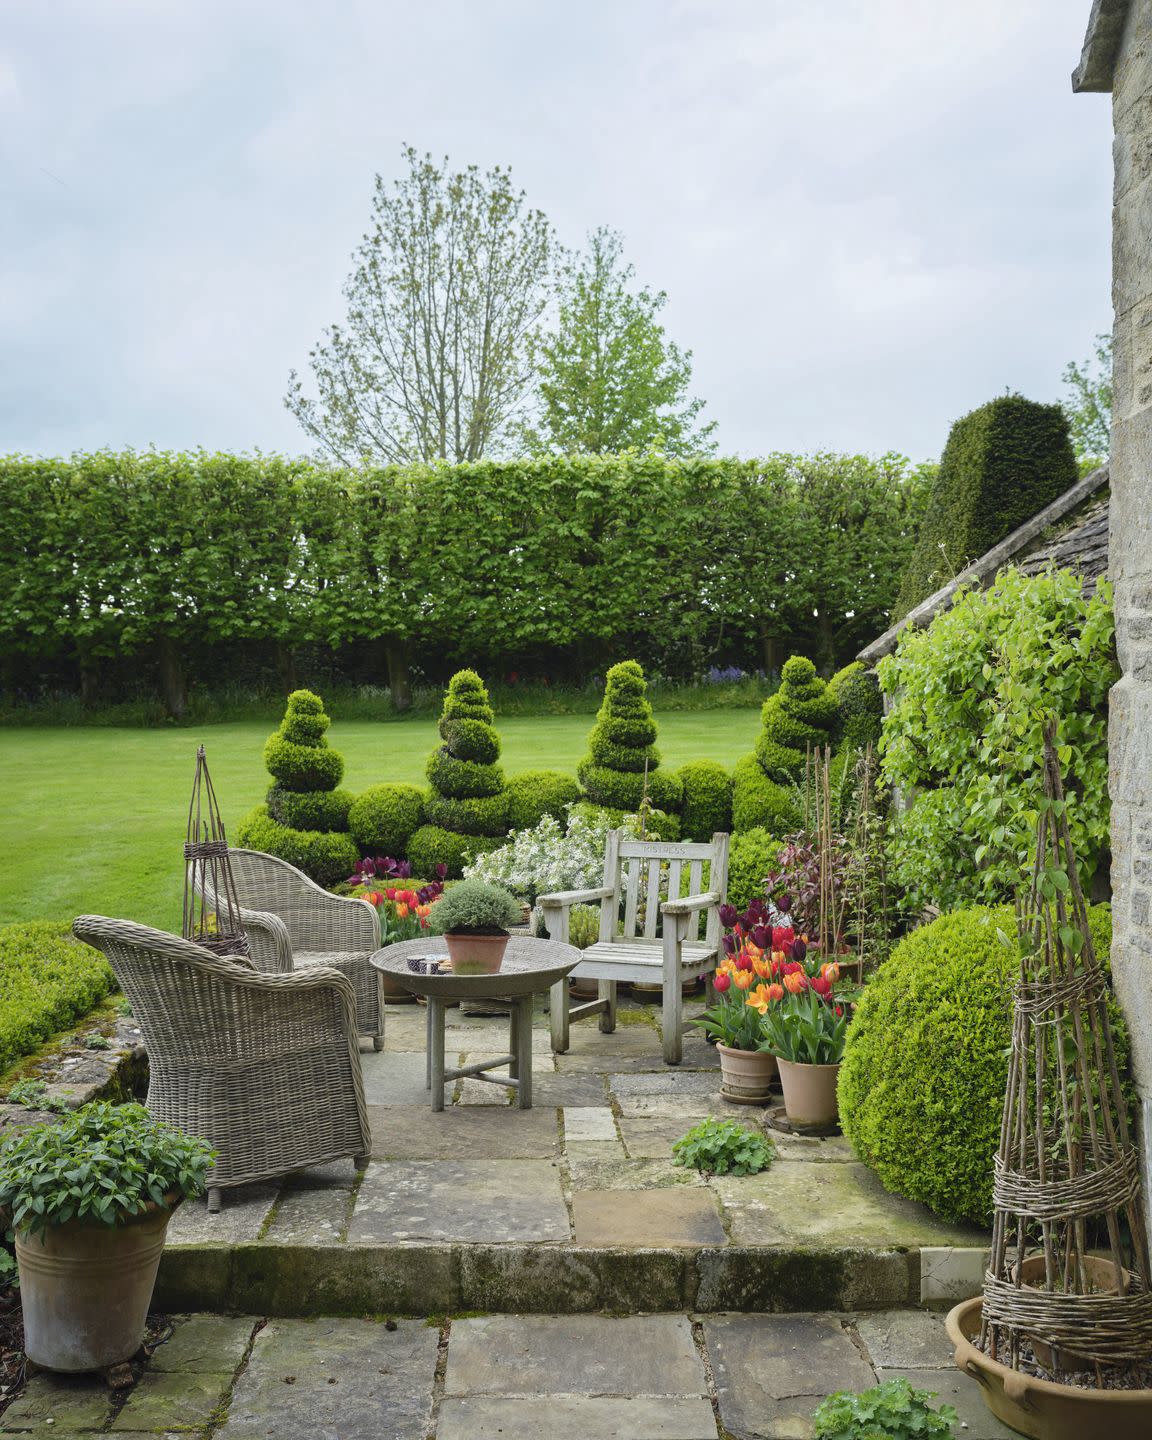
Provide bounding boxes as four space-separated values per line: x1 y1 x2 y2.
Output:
464 806 650 904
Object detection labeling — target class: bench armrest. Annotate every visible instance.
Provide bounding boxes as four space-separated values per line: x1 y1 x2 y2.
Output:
538 887 614 909
661 891 720 917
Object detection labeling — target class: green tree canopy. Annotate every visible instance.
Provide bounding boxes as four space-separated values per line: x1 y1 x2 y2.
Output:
524 228 715 457
286 147 554 465
1061 331 1112 469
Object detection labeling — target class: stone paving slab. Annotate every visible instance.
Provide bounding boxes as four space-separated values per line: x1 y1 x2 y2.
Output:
148 1314 258 1371
166 1184 278 1246
714 1162 987 1250
261 1184 351 1245
854 1309 955 1369
216 1317 438 1440
437 1395 718 1440
0 1375 114 1431
876 1368 1019 1440
704 1313 876 1439
111 1371 233 1430
573 1188 728 1247
349 1158 570 1242
367 1103 561 1159
567 1154 704 1190
444 1313 705 1395
618 1115 716 1157
563 1106 618 1141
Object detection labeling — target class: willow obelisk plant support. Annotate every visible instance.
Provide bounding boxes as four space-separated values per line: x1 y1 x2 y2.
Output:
183 744 249 959
948 722 1152 1438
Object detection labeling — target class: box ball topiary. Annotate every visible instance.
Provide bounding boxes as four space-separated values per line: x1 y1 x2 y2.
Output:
348 783 426 857
828 661 882 749
267 786 354 833
675 760 733 841
838 902 1125 1227
406 824 504 880
504 770 581 832
726 828 785 912
731 753 801 834
425 791 509 838
236 805 361 888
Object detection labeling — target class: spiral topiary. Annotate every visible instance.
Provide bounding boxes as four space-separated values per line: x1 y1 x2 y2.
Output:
577 661 682 815
406 670 511 878
838 902 1127 1227
827 661 883 750
753 656 837 778
236 689 359 884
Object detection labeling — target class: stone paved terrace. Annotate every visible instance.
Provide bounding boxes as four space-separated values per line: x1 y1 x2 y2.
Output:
156 998 989 1317
0 1308 1017 1439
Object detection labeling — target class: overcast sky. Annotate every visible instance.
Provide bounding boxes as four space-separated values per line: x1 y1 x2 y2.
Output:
0 0 1110 464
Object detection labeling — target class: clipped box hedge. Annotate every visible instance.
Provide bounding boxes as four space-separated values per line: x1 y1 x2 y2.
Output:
0 922 116 1075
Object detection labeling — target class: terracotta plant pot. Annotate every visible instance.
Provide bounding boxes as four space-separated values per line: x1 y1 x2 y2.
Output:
717 1044 777 1104
443 931 509 975
380 971 419 1004
776 1058 840 1132
16 1199 179 1372
946 1294 1152 1440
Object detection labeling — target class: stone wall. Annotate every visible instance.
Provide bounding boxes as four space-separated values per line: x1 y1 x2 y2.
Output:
1107 0 1152 1214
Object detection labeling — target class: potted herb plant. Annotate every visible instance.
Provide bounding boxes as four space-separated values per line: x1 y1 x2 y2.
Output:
759 968 849 1132
0 1102 213 1372
428 878 522 974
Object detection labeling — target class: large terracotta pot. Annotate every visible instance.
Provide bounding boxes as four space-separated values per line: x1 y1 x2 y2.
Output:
16 1199 178 1372
444 931 509 975
717 1044 777 1104
946 1294 1152 1440
776 1058 840 1132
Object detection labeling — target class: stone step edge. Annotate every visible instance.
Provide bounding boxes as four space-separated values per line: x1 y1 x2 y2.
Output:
158 1241 987 1316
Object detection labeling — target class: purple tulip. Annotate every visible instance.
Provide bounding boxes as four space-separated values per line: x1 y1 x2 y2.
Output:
722 934 737 957
718 904 739 929
790 937 807 962
750 925 770 949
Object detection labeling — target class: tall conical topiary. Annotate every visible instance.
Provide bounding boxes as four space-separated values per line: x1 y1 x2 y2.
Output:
730 654 834 834
407 670 509 879
236 689 359 885
577 661 682 818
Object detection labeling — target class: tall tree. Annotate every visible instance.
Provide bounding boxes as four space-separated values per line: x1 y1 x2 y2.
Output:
286 147 554 464
525 228 715 456
1061 331 1112 469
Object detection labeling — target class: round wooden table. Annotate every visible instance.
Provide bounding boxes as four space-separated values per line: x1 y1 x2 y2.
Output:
370 937 581 1110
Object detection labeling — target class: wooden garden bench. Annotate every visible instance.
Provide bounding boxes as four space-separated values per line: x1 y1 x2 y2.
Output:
540 829 730 1065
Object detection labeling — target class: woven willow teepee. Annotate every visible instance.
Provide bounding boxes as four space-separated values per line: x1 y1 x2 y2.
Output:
182 744 249 959
981 722 1152 1378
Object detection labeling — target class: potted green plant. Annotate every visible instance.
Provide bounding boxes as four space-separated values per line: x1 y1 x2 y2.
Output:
0 1102 213 1372
759 976 849 1132
428 878 522 974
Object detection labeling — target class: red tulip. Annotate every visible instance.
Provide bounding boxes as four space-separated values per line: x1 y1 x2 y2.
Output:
713 971 732 993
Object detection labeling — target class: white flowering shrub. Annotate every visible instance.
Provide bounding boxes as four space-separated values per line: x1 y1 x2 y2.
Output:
464 805 648 903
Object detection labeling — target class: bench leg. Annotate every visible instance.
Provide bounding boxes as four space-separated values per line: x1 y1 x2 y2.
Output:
662 926 684 1065
598 979 617 1034
550 976 570 1053
207 1187 222 1214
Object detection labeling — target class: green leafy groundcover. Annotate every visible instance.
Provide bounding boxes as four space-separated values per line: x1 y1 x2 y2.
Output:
0 922 115 1075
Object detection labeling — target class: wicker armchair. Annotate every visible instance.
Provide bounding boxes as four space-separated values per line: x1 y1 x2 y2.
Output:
196 848 383 1051
73 915 371 1212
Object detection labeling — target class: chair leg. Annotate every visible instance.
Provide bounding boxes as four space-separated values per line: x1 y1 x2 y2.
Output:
598 979 617 1034
372 1031 384 1052
207 1187 223 1214
353 1153 370 1172
550 977 570 1053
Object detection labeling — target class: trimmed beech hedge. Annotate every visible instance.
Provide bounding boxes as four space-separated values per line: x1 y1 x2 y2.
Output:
0 923 115 1074
839 902 1124 1226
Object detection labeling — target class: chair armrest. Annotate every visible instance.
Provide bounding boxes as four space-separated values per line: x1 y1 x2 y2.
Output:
661 891 720 916
238 908 293 974
539 886 614 909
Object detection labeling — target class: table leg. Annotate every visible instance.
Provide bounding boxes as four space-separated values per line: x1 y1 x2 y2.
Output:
508 1003 520 1082
425 999 433 1089
515 997 533 1110
429 996 446 1112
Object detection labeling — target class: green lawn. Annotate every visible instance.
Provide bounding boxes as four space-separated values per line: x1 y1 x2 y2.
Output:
0 711 760 931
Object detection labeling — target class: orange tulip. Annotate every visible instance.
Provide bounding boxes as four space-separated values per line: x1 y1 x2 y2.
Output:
732 968 754 991
766 982 785 1002
820 962 840 984
745 982 774 1014
395 902 409 919
752 955 773 980
783 971 807 995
